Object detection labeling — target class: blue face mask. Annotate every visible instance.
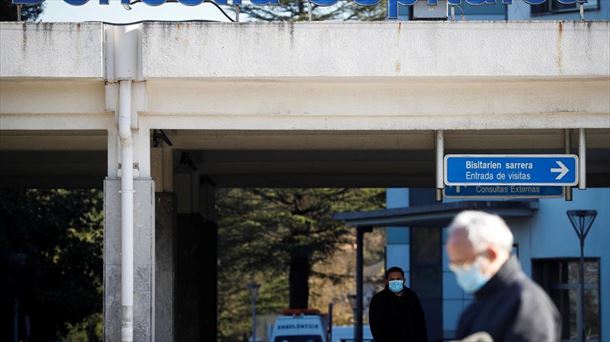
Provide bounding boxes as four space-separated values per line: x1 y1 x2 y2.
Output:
450 259 490 294
388 280 404 293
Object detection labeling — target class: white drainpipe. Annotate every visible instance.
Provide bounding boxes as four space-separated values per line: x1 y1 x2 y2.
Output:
436 130 444 201
578 128 586 190
118 79 134 342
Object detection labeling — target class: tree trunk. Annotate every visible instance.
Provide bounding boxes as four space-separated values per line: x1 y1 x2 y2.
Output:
288 253 310 309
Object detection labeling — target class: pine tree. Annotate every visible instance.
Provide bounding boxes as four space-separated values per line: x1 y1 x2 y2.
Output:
217 188 384 310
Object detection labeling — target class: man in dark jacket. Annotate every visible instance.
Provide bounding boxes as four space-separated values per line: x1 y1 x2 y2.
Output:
369 266 428 342
447 211 561 342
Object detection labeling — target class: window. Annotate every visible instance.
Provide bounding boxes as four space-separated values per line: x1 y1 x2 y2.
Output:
531 0 599 15
532 258 601 342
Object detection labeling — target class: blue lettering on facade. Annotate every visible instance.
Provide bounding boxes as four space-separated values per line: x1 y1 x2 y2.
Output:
12 0 578 7
12 0 578 21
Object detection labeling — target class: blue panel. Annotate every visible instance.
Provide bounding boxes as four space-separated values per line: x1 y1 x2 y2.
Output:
386 189 410 244
444 185 562 198
443 300 463 331
387 188 409 208
445 154 578 186
443 271 463 300
387 227 410 244
386 244 410 273
442 245 449 270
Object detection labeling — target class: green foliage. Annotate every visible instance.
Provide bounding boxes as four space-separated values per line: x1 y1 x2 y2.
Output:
63 313 103 342
219 188 383 267
0 189 103 341
238 0 387 21
216 188 384 340
0 0 44 21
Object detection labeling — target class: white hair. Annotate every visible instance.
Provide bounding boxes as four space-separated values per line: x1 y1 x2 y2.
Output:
448 210 513 252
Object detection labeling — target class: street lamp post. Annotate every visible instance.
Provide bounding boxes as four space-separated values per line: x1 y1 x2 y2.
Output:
247 283 261 342
567 210 597 342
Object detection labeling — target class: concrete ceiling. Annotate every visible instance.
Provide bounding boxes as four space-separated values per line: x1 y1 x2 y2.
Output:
1 129 608 189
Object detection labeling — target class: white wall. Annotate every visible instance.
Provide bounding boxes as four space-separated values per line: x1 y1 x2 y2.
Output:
140 21 610 78
0 22 104 79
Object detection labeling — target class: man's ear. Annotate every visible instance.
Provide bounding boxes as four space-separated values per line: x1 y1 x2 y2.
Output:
486 247 499 263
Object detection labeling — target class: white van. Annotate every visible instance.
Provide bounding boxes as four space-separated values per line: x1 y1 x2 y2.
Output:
270 311 328 342
330 325 374 342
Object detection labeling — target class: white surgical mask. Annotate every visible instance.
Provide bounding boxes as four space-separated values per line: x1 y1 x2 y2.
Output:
449 258 491 294
388 280 404 293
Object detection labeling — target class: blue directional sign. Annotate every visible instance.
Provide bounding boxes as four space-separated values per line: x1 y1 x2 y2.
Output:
444 154 579 186
444 185 563 199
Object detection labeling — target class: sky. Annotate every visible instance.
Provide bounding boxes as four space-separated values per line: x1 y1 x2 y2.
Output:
40 0 235 22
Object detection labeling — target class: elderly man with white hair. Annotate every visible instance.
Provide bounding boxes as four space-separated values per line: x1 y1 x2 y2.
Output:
447 211 561 342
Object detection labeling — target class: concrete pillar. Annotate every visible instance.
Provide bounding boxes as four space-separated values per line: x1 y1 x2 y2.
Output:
155 192 176 342
152 146 176 341
104 178 155 342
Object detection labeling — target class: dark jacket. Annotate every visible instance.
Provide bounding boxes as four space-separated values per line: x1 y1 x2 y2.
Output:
455 256 561 342
369 285 428 342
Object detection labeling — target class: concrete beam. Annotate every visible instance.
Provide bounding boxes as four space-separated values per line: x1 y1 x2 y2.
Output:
0 22 104 79
143 79 610 130
140 21 610 78
0 80 106 114
142 112 609 131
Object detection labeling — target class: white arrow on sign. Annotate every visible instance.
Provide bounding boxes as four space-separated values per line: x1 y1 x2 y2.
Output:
550 161 569 180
